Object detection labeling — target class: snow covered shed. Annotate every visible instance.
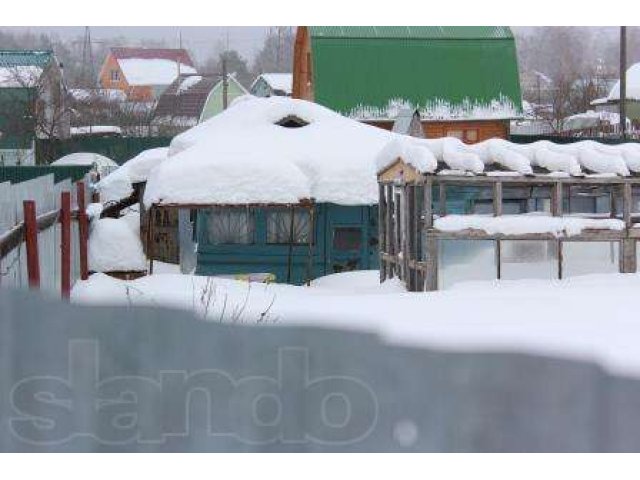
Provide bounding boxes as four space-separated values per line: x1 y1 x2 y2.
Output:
250 73 293 98
293 26 522 143
152 74 248 135
143 96 401 283
376 136 640 291
591 62 640 126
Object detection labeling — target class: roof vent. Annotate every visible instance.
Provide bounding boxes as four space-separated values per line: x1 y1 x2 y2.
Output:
275 115 309 128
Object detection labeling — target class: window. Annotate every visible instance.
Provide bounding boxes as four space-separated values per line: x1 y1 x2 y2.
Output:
266 209 311 244
110 70 120 82
332 227 362 251
464 129 479 144
207 208 255 245
446 130 464 140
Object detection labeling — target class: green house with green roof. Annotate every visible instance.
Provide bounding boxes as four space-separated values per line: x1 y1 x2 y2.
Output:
292 26 522 143
0 50 69 165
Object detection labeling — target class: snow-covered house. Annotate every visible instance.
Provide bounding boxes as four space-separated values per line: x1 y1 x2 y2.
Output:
591 62 640 126
250 73 293 98
143 96 402 283
98 47 197 102
0 50 70 165
152 74 248 135
293 26 522 143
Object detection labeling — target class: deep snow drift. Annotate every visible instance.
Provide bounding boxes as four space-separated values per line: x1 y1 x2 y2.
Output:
72 270 640 378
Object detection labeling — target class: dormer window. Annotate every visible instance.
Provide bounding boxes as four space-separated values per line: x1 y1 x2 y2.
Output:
275 115 309 129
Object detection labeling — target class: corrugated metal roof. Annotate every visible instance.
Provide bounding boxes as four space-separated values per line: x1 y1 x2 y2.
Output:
0 50 54 68
305 27 521 116
309 26 513 40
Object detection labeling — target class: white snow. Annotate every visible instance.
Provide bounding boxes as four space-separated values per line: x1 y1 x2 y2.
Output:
0 65 42 87
51 152 118 176
375 137 438 175
434 214 625 237
255 73 293 95
145 96 397 207
70 271 640 378
442 138 484 174
96 148 169 204
118 59 197 87
88 212 147 272
70 126 122 136
533 148 582 176
608 62 640 101
177 75 203 94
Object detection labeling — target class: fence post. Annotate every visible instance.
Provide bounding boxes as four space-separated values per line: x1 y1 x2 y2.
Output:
23 200 40 289
60 191 71 298
76 181 89 280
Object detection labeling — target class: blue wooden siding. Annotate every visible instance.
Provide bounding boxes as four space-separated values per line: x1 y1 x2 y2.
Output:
195 203 379 284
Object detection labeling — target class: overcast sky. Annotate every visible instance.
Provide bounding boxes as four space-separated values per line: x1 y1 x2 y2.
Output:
1 26 272 61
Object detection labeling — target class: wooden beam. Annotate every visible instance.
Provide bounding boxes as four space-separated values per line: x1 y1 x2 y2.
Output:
60 191 72 299
23 200 40 289
378 183 387 283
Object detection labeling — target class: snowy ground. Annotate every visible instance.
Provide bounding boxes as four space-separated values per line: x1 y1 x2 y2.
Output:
72 269 640 379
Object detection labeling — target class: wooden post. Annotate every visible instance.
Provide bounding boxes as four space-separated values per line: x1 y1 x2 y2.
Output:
620 239 637 273
378 183 387 283
623 182 633 228
394 189 403 282
147 206 155 275
552 181 563 279
76 181 89 280
493 181 503 280
23 200 40 289
405 184 414 291
385 184 394 278
286 204 295 283
413 183 423 290
425 233 438 292
423 177 433 229
60 191 72 299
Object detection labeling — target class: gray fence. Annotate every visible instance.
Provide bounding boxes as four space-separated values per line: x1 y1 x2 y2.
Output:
2 287 640 452
0 174 90 295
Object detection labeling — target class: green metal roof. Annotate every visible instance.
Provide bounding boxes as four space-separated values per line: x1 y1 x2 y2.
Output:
0 50 54 69
309 26 513 40
307 27 522 118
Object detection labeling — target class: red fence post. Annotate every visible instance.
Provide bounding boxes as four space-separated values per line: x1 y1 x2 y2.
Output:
60 191 71 298
23 200 40 289
76 181 89 280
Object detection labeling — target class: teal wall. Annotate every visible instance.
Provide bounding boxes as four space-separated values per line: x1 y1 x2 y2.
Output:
195 204 379 285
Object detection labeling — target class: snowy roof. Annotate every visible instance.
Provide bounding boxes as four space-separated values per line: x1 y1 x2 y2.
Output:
144 96 399 207
51 152 119 176
0 50 53 88
97 147 169 203
70 126 123 137
252 73 293 95
0 65 43 88
69 88 127 103
376 136 640 178
607 62 640 102
118 58 197 87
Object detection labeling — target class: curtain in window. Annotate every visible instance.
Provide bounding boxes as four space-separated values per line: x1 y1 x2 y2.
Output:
207 208 254 245
266 209 311 244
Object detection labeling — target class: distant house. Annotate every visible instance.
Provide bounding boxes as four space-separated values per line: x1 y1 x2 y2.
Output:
591 62 640 127
250 73 293 97
153 74 248 135
0 50 70 165
293 26 522 143
98 48 197 102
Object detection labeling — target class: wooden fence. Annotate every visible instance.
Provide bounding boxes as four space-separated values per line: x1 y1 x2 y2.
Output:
0 174 91 297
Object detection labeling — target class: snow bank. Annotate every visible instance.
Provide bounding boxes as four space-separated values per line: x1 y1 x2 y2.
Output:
435 214 625 237
442 138 484 174
578 148 629 176
88 212 147 272
71 271 640 377
145 97 396 206
375 138 437 174
310 270 405 295
533 148 582 176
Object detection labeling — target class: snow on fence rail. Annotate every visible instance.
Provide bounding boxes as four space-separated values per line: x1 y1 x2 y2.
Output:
0 174 91 297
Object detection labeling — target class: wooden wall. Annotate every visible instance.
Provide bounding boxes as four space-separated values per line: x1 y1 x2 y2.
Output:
365 119 509 143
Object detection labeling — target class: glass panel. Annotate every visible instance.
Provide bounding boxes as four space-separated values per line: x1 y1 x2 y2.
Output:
266 209 311 244
500 241 556 281
564 242 618 277
207 208 254 245
333 227 362 251
439 240 495 289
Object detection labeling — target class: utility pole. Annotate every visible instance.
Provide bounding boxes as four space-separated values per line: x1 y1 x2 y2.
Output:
177 30 182 78
222 52 229 110
620 26 627 140
81 26 96 88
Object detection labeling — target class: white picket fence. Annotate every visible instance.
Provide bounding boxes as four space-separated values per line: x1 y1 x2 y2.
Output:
0 174 91 296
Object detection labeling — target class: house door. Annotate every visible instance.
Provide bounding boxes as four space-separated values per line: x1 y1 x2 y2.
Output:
329 225 365 273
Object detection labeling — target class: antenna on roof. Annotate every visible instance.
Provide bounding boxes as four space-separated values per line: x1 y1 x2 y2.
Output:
620 26 627 141
80 26 96 88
